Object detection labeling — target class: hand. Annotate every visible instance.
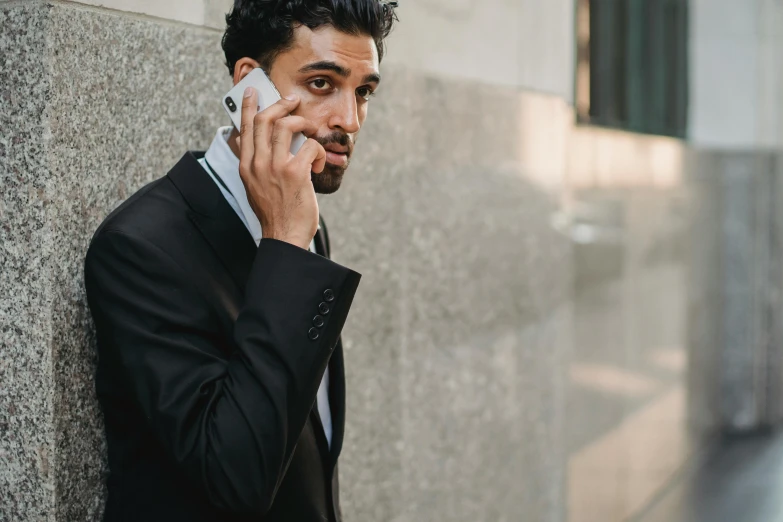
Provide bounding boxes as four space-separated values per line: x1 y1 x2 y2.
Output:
237 87 327 249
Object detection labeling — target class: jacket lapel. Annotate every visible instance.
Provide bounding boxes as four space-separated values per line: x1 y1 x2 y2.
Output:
307 342 346 474
313 225 346 470
169 154 346 471
327 341 346 468
167 152 257 293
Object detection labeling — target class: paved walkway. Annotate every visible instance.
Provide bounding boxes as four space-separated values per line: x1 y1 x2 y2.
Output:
634 431 783 522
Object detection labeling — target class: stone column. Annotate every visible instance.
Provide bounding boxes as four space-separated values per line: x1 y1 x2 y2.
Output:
687 0 783 431
1 2 228 518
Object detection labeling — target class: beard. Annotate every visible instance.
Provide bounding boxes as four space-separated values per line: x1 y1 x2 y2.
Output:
311 131 353 195
311 163 346 194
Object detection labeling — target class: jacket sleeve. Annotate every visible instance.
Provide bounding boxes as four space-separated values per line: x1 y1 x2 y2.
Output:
84 229 360 516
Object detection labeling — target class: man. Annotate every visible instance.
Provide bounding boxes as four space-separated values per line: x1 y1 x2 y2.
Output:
84 1 396 521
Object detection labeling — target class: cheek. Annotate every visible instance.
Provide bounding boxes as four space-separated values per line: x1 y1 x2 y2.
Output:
358 104 369 126
296 96 332 126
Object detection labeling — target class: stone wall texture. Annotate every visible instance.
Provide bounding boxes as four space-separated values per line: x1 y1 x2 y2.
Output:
1 4 56 520
1 2 230 520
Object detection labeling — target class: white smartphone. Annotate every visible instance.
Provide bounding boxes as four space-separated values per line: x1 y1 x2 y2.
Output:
221 68 307 155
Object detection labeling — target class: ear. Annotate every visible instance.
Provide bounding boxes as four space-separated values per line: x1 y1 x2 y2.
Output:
233 57 262 86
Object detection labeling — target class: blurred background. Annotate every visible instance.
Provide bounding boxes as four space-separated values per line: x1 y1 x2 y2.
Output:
2 0 783 521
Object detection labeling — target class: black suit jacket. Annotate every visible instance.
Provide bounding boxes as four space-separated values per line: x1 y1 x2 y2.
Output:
84 152 360 522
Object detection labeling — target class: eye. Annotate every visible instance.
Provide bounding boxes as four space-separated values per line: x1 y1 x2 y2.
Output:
357 86 376 101
309 78 332 92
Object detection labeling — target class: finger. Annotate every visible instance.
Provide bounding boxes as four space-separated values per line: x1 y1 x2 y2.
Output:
239 87 257 170
271 116 319 168
292 138 327 175
253 95 302 154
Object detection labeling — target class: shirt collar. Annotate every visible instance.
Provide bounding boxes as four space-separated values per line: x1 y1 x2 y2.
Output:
204 127 263 244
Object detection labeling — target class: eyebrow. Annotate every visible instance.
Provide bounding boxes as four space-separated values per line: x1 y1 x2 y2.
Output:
298 60 381 85
363 72 382 85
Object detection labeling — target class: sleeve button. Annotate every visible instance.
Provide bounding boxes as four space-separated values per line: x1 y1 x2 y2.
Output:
308 328 320 341
323 289 335 302
313 315 325 328
318 302 330 315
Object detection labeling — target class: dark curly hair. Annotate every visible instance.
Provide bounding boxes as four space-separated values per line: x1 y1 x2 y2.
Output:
222 0 398 76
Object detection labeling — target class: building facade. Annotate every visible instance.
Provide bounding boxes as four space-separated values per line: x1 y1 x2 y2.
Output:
2 0 782 520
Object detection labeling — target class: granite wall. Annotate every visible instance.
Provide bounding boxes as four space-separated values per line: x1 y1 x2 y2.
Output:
2 2 231 519
2 1 780 522
1 2 571 520
322 79 573 521
1 4 56 520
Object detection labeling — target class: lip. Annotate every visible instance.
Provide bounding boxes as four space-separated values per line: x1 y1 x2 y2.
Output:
324 144 349 154
325 150 349 167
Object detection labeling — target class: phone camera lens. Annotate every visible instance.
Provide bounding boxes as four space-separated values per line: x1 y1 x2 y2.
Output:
225 97 237 113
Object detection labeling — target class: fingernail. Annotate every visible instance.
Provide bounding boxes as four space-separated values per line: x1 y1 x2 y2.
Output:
285 94 297 101
244 87 253 98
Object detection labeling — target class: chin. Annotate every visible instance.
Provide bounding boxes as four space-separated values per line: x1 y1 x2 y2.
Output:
311 164 346 194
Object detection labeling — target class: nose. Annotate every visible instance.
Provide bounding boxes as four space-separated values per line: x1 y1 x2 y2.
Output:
328 92 361 134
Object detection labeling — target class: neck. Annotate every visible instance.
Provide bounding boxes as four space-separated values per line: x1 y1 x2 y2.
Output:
228 127 241 159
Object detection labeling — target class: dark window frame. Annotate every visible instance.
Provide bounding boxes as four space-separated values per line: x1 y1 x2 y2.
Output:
575 0 689 138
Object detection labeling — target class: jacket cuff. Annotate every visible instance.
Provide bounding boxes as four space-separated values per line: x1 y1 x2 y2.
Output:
236 238 361 384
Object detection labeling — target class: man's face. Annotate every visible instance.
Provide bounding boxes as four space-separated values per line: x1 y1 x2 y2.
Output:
269 25 381 194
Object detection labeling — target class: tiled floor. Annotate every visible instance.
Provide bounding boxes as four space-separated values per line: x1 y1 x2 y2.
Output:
634 431 783 522
568 386 693 522
568 262 694 522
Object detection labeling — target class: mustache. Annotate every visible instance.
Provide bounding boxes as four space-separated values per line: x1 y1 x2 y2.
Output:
314 131 353 155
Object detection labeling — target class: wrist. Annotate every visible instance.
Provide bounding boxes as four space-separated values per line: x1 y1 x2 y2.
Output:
262 231 311 250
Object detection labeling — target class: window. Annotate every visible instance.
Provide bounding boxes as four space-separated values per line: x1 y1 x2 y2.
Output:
575 0 689 138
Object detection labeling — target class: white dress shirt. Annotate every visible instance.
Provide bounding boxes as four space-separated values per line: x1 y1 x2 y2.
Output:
198 126 332 448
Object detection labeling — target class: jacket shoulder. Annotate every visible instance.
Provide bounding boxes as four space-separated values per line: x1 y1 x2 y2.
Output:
90 174 188 250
